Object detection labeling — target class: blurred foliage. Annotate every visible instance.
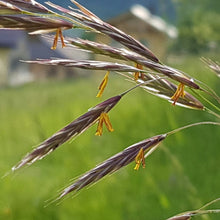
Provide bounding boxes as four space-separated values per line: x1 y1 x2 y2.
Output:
172 0 220 53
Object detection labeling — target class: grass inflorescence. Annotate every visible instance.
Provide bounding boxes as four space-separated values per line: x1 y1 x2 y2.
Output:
0 0 220 219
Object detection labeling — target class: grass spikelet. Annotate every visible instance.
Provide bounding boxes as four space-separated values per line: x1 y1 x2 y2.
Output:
127 73 204 110
12 95 122 171
63 37 201 91
24 59 144 72
55 134 166 201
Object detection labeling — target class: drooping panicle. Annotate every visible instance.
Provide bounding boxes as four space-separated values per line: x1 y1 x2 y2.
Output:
1 0 201 93
30 35 202 108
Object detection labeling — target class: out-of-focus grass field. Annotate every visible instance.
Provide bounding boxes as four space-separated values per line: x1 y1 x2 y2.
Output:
0 55 219 220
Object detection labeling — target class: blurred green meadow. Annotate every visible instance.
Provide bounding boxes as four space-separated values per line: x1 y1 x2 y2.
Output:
0 55 220 220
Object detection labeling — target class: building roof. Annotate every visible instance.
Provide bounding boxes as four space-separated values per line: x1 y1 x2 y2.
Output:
109 4 178 39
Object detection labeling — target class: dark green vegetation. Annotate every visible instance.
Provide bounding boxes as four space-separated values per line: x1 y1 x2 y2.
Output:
0 56 219 219
174 0 220 54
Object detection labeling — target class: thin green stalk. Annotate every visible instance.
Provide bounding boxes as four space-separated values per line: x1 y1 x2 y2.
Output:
167 198 220 219
198 198 220 210
166 121 220 136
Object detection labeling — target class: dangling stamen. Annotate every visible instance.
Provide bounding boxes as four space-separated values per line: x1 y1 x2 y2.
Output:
95 114 104 136
58 28 66 48
103 113 114 132
171 83 185 105
96 71 109 98
51 28 65 50
95 112 114 136
51 29 59 50
134 72 139 81
134 148 145 170
134 63 143 80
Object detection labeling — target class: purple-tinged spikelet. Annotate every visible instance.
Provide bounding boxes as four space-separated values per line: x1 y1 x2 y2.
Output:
56 134 166 200
12 95 121 171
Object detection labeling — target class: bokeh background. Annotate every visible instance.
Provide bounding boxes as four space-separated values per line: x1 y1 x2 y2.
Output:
0 0 219 219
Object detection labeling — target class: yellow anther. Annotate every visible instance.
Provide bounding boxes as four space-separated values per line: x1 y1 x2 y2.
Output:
171 83 185 105
59 28 66 48
95 112 114 136
96 71 109 98
51 28 66 50
134 63 143 81
103 113 114 132
134 148 145 170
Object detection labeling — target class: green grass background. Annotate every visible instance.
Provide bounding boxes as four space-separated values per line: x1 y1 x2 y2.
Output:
0 55 219 219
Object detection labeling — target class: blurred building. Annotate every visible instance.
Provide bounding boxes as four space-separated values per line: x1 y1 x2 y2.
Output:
0 30 88 87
